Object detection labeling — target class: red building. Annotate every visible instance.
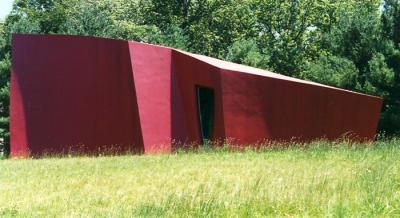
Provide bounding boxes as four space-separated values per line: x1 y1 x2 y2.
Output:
10 34 383 156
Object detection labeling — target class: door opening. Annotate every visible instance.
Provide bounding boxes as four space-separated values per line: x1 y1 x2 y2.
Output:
196 86 215 145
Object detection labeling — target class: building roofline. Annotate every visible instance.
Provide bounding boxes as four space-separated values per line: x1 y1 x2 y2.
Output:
13 33 383 100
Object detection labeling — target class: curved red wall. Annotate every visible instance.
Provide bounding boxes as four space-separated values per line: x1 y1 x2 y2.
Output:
11 35 143 156
11 34 383 156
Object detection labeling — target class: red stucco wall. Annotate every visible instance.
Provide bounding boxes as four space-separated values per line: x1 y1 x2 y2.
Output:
11 35 143 156
10 34 383 156
129 42 173 153
220 69 383 144
172 51 226 145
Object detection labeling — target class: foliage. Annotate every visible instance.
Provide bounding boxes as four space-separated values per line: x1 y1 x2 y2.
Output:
226 38 269 69
301 55 360 90
61 1 118 38
253 0 332 75
365 53 396 97
1 140 400 216
0 0 400 152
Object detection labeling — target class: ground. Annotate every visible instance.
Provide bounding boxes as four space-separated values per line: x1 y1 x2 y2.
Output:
1 140 400 217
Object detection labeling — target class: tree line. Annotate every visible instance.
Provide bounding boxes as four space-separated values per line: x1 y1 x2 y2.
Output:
0 0 399 153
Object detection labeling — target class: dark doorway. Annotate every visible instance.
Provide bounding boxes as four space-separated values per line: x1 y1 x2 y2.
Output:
197 86 215 144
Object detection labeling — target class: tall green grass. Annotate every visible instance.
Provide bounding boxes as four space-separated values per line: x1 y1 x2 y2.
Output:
1 139 400 217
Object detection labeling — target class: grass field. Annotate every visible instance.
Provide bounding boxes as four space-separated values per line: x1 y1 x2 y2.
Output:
1 139 400 217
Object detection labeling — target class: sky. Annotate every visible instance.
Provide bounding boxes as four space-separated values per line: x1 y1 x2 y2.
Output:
0 0 14 21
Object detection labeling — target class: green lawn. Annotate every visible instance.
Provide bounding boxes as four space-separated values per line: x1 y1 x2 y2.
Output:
1 140 400 217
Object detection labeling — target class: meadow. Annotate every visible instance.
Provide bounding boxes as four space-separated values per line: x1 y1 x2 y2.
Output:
1 139 400 217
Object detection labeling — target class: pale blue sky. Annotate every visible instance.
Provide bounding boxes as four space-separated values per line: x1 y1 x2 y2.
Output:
0 0 14 21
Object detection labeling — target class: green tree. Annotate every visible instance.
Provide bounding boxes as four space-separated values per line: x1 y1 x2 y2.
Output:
226 38 269 69
10 0 69 34
185 0 257 57
61 1 118 38
382 0 400 46
142 0 257 57
300 55 360 90
378 0 400 134
253 0 333 76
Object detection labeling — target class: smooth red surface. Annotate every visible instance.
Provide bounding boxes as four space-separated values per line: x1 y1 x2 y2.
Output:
11 35 143 156
172 51 226 145
129 42 172 153
11 34 383 156
220 69 382 144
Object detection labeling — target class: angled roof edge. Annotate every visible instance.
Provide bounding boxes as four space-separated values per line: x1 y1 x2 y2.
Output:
134 38 381 99
173 49 382 100
13 34 382 99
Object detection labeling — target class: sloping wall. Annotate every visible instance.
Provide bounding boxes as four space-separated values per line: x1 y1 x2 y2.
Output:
172 51 226 145
11 35 143 156
220 69 383 144
128 42 174 153
10 34 383 157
